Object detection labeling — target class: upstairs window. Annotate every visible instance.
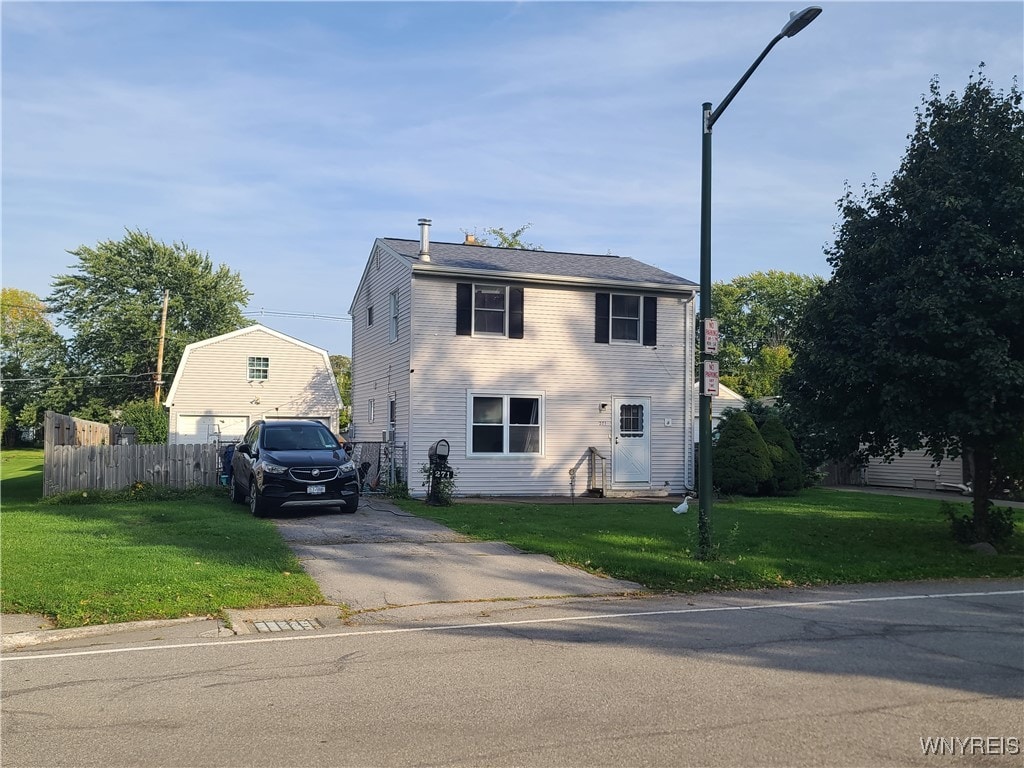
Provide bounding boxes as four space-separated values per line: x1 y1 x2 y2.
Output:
456 283 524 338
595 293 657 346
367 305 374 327
247 356 269 381
389 291 399 342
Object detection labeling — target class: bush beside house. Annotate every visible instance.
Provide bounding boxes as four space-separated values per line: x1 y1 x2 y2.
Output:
760 417 803 495
713 410 772 496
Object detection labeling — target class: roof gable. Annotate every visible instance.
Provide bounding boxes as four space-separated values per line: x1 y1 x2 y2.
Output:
164 324 336 405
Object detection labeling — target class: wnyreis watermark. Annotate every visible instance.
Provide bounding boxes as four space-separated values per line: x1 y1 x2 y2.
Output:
920 737 1021 756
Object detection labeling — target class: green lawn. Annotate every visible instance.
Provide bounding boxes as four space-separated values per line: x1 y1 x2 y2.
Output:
4 447 1021 629
399 490 1024 592
1 449 324 628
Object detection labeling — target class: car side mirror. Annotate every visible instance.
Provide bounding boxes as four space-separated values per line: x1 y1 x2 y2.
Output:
237 443 252 457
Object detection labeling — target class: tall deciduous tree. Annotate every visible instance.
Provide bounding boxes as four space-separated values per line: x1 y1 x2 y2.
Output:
0 288 75 434
47 229 251 408
784 69 1024 542
709 271 823 397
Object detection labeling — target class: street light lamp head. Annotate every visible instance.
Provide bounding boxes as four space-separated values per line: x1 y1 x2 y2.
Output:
781 6 822 37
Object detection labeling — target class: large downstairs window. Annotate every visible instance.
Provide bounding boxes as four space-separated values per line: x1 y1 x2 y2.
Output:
469 393 542 455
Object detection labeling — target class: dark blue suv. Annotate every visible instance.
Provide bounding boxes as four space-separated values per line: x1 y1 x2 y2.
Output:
229 419 359 516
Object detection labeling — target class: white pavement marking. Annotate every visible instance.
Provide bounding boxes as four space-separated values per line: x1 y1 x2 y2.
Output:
3 589 1020 663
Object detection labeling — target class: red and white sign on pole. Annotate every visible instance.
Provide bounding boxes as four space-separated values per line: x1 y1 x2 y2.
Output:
703 360 720 397
703 318 720 355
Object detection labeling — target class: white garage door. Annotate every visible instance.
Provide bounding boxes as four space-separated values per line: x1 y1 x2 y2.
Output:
175 415 250 445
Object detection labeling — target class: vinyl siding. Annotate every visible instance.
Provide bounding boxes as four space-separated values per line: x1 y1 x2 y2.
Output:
166 328 340 444
408 273 695 496
864 449 965 490
350 244 413 449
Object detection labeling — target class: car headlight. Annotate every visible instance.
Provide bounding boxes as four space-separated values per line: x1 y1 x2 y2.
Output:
340 460 356 473
262 462 288 474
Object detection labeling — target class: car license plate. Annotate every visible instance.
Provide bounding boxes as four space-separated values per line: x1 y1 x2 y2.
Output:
307 485 326 495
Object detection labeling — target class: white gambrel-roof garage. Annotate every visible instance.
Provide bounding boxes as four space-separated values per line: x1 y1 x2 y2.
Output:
164 324 342 445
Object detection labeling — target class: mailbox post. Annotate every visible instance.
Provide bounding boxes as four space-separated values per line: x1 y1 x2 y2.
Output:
426 439 453 505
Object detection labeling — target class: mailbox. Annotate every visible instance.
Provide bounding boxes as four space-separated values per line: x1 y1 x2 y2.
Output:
426 438 453 505
428 439 450 465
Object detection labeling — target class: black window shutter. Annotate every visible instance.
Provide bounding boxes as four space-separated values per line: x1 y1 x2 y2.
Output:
509 287 524 339
595 293 610 343
643 296 657 346
456 283 472 336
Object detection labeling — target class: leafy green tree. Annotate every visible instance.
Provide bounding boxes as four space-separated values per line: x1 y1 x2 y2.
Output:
710 271 823 398
464 224 542 250
759 417 803 495
1 288 76 435
47 229 251 409
330 354 352 431
784 69 1024 542
117 399 169 444
713 410 773 496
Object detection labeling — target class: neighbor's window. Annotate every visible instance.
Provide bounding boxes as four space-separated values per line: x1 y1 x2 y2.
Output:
367 305 374 327
389 291 399 342
469 394 542 455
367 398 375 423
247 356 269 381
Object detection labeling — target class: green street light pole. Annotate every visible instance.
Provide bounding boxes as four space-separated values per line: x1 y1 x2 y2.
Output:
697 6 822 559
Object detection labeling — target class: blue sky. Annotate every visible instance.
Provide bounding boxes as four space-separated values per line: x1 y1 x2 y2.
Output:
3 1 1022 356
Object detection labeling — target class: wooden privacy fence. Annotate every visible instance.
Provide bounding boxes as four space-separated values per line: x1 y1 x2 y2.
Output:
44 443 222 496
44 410 111 447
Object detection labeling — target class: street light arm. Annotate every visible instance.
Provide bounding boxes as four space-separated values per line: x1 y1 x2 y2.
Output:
707 34 784 130
706 6 822 130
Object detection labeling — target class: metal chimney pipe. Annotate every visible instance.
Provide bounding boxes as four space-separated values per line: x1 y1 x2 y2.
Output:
418 218 432 261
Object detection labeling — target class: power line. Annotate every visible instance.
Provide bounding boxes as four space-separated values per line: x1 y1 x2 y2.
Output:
243 309 352 323
0 372 159 383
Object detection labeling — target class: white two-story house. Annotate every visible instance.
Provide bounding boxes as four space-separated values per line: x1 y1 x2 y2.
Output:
349 219 699 498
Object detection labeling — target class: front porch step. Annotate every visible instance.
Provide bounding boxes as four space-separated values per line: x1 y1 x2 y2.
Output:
601 488 670 499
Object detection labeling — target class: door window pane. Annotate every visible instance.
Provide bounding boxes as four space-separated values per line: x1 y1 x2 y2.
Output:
620 404 644 436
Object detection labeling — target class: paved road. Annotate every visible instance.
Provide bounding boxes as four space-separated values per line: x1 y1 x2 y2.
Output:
3 581 1021 767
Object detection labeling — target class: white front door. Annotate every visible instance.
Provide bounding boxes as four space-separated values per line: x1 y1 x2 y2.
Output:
612 397 651 485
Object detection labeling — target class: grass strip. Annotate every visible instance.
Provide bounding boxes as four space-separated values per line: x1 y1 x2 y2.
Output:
399 489 1024 591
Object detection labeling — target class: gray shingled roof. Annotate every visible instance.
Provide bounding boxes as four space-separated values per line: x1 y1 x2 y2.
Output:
381 238 696 288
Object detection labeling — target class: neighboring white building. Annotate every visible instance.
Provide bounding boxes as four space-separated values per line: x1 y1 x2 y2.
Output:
348 220 699 498
164 324 342 445
692 380 747 437
861 448 966 491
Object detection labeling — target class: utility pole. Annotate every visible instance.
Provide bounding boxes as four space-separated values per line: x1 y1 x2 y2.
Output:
154 290 169 407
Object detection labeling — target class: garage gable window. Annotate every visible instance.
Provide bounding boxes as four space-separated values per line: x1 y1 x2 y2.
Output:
247 356 269 381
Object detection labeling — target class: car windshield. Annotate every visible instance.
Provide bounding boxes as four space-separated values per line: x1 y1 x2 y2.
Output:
263 425 341 452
